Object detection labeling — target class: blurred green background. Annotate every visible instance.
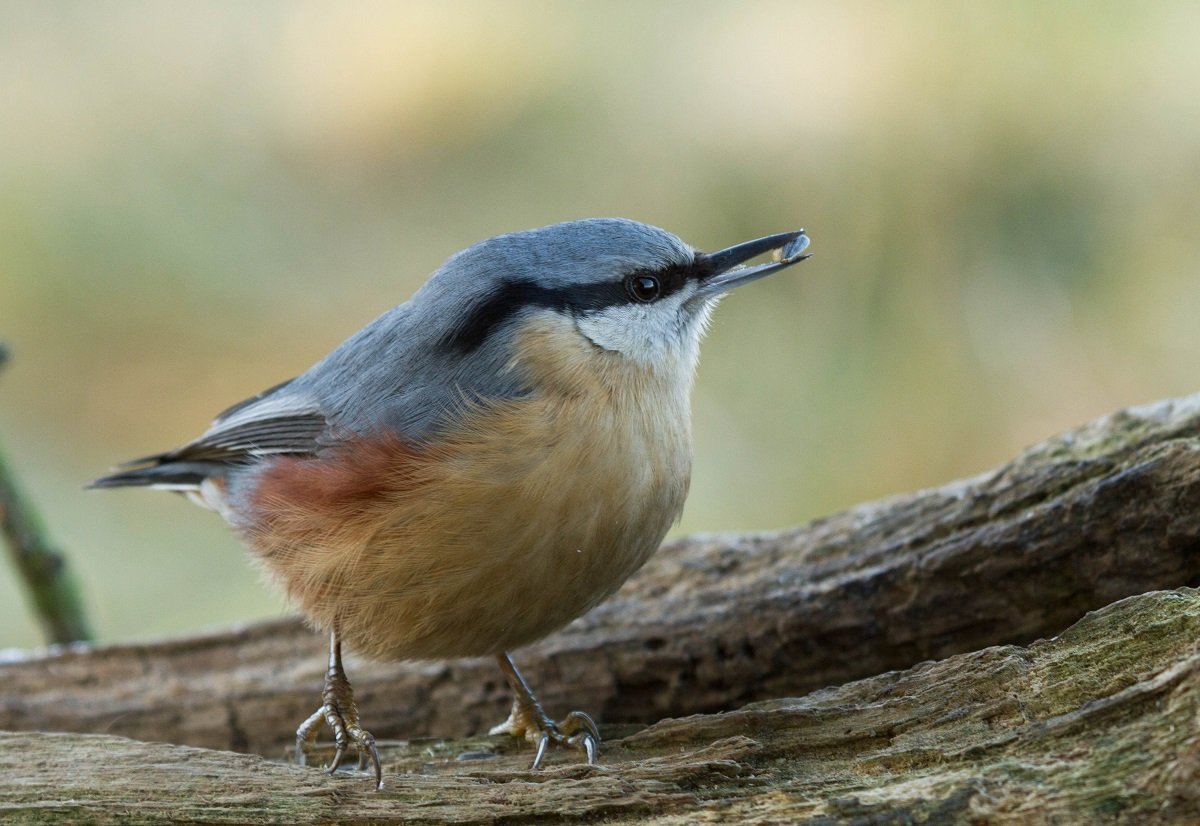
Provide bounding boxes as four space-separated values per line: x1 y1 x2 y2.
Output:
2 2 1199 649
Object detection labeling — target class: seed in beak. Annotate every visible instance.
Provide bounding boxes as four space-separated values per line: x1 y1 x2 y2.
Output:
773 232 810 264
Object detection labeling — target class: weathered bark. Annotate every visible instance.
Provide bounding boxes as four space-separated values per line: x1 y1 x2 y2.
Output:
3 588 1199 824
3 393 1200 760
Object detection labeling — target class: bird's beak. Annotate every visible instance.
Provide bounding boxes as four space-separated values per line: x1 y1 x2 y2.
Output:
697 229 810 295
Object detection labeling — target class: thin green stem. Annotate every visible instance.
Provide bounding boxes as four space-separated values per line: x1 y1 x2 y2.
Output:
0 345 93 644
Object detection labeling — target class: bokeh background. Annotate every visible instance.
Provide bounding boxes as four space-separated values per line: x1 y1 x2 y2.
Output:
3 2 1199 649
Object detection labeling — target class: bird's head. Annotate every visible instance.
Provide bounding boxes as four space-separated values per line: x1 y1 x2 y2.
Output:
420 218 809 393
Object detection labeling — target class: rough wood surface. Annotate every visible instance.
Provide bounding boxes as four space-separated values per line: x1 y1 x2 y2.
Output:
3 393 1200 761
4 588 1199 824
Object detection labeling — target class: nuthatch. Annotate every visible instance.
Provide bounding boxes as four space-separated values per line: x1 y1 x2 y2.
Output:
92 218 811 789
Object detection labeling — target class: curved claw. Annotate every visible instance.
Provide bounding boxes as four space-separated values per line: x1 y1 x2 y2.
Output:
560 710 600 741
297 705 382 787
518 714 600 770
560 710 600 765
359 731 383 790
326 727 382 789
530 734 550 771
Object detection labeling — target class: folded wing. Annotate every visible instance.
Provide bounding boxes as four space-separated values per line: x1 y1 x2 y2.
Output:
90 380 328 490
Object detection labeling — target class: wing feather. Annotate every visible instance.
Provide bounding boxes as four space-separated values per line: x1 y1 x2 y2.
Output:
91 385 330 489
162 412 329 462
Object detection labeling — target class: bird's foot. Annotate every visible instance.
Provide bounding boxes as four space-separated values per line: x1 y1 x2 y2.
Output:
296 632 383 790
489 698 600 769
491 653 600 769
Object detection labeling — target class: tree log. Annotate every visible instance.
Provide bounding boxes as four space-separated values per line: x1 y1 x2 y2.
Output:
3 393 1200 762
3 588 1199 823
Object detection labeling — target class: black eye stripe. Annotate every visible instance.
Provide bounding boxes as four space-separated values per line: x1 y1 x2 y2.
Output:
441 280 622 354
442 257 714 354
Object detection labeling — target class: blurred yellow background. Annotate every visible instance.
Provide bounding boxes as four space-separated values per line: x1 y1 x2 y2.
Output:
3 2 1199 649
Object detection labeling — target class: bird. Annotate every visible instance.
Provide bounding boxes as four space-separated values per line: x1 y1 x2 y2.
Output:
91 218 811 790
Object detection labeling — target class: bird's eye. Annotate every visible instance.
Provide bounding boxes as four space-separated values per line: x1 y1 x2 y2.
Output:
626 274 662 303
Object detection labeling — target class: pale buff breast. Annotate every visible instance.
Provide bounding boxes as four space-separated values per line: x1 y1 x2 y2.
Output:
240 315 694 661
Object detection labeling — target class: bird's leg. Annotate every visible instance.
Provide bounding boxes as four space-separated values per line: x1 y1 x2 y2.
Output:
295 628 383 790
489 652 600 769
